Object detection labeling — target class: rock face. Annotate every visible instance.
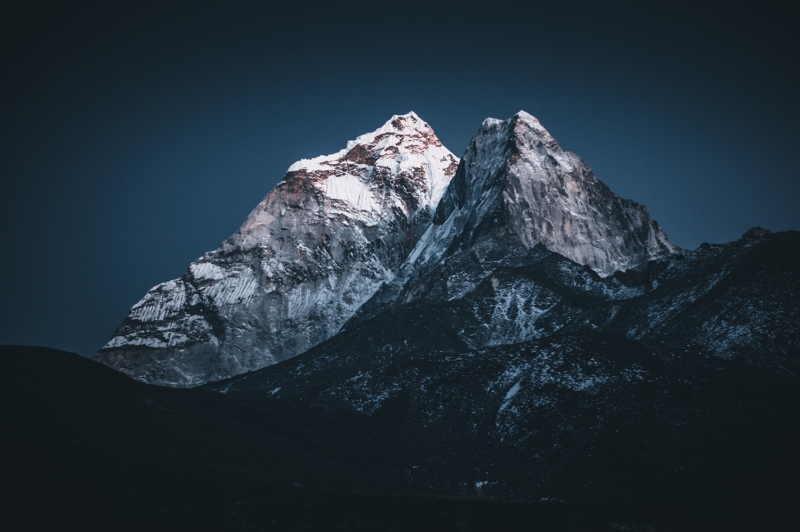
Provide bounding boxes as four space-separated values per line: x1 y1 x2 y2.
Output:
405 111 677 279
96 112 458 386
97 110 680 387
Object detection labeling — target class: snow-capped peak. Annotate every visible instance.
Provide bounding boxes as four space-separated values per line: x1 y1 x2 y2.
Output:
512 109 539 124
287 111 438 174
96 111 681 389
253 111 449 243
370 111 430 135
235 112 458 250
404 111 679 277
511 110 557 140
97 113 460 386
482 111 545 133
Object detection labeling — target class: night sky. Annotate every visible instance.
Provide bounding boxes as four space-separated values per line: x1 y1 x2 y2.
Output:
2 1 798 356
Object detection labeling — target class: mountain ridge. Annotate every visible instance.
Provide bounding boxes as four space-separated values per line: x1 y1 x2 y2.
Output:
98 111 690 387
96 112 458 386
419 111 678 277
204 227 799 527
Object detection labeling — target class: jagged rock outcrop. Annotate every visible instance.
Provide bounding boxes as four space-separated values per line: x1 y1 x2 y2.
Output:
97 110 681 387
96 112 458 386
406 111 678 279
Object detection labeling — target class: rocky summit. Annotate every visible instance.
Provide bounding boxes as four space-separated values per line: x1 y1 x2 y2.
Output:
98 111 682 387
96 112 458 386
405 111 677 279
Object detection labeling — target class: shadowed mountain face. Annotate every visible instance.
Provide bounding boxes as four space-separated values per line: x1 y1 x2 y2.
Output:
7 238 800 529
2 346 708 531
205 228 799 528
96 112 678 387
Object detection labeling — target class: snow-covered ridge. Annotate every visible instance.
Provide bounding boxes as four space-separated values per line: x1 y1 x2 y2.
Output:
96 112 459 387
231 111 459 250
288 112 434 173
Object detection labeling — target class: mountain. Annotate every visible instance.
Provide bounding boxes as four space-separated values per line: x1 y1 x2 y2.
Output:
3 345 673 531
96 112 459 387
402 111 677 280
17 111 800 528
207 227 800 529
6 235 798 530
191 112 799 525
96 111 679 387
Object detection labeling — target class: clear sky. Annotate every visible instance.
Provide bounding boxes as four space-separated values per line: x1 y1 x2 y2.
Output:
1 0 798 356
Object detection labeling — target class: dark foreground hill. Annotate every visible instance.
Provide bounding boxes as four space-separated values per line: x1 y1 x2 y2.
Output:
205 230 800 528
0 345 689 531
4 345 800 530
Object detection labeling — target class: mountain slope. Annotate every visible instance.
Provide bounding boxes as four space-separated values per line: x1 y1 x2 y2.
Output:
217 230 800 403
4 345 677 531
96 112 458 387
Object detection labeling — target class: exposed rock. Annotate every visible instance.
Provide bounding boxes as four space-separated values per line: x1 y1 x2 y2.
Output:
408 111 678 279
97 111 681 387
96 112 458 386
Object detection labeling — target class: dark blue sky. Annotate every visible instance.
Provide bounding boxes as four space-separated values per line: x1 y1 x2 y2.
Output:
2 1 798 356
